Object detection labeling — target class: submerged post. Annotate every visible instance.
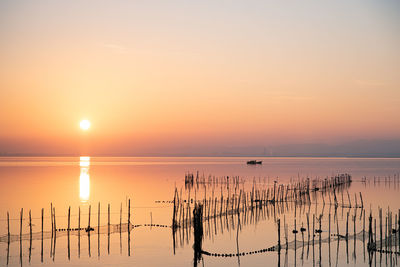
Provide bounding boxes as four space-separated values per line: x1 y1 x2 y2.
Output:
68 206 71 231
78 206 81 231
329 213 331 242
108 203 110 235
367 213 374 251
29 209 32 240
41 208 44 262
7 211 10 241
53 208 56 232
278 219 281 251
20 208 23 240
88 205 91 229
193 204 204 267
128 199 131 231
51 203 53 239
98 202 100 233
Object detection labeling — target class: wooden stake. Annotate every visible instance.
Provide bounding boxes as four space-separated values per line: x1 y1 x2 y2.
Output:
277 219 281 251
108 203 110 235
53 208 56 232
29 209 32 239
78 206 81 231
20 208 23 240
7 211 10 240
68 206 71 231
88 205 91 229
128 199 131 231
51 203 53 238
98 202 100 232
329 213 331 241
41 208 44 262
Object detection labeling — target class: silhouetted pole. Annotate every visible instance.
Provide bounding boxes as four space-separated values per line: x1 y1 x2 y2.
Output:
68 206 71 231
88 205 91 229
78 206 81 258
68 207 71 261
51 203 53 240
29 209 32 262
78 206 81 230
278 219 281 251
108 203 110 255
98 202 100 232
53 207 56 261
128 199 131 231
41 208 44 263
20 208 23 241
7 211 10 242
329 213 331 242
108 203 110 234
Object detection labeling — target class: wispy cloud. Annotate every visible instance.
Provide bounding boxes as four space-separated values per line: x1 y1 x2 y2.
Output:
101 43 128 54
354 79 387 88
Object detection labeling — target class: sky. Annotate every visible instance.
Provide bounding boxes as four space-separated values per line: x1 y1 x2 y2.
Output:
0 0 399 156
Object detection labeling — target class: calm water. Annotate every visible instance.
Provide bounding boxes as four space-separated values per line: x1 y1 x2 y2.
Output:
0 157 399 267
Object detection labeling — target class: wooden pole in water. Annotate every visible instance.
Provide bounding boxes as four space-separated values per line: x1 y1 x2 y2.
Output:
374 219 376 250
51 203 53 238
20 208 23 240
307 213 310 240
128 199 131 232
336 214 340 237
53 208 56 232
41 208 44 262
368 213 373 246
368 213 372 245
68 206 71 231
108 203 110 235
88 205 91 229
78 206 81 230
98 202 100 232
53 208 56 260
29 209 32 240
128 199 131 231
29 209 32 263
385 216 387 250
380 208 382 250
278 219 281 251
313 214 315 242
329 213 331 242
42 208 44 234
7 211 10 241
120 203 122 233
78 206 81 258
108 203 110 255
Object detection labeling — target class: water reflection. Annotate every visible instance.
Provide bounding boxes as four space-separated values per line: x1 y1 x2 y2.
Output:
79 156 90 202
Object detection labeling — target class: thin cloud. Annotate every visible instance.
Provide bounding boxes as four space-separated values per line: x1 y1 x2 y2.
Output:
354 79 387 88
101 43 128 54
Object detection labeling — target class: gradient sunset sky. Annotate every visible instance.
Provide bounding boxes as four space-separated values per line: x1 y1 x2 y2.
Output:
0 1 399 156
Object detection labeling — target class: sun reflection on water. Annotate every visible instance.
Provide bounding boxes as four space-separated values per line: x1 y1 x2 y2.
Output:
79 156 90 202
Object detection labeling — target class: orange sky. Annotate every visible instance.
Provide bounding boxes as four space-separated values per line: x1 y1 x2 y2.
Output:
0 1 399 155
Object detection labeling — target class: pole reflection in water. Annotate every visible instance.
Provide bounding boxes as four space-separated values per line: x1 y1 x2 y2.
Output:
79 157 90 203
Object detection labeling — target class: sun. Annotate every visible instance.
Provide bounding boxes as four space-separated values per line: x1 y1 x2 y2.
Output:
80 120 91 130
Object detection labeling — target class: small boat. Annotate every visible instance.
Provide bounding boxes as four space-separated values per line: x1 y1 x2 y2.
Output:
247 160 262 165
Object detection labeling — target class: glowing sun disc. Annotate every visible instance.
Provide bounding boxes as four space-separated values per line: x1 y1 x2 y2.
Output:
80 120 91 130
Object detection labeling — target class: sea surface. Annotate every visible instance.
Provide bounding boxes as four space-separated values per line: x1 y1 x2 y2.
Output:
0 157 399 267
